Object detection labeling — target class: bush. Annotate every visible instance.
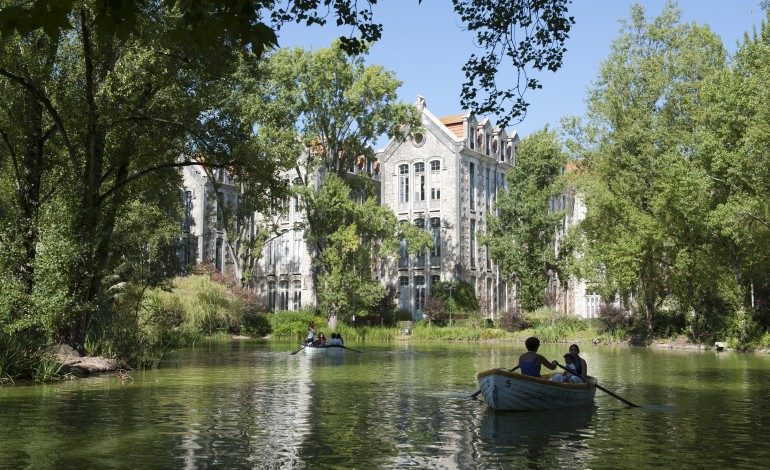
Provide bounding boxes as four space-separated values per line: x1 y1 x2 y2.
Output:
269 309 325 340
497 305 529 332
598 304 630 335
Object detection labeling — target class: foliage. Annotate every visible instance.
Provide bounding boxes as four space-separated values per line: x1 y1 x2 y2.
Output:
497 304 530 332
422 295 448 326
454 0 575 127
597 304 630 335
485 126 567 311
562 3 759 339
0 328 46 383
268 309 325 340
429 281 479 316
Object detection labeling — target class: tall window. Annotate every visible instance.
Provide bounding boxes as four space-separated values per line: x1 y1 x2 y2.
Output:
485 168 491 211
415 276 426 313
430 160 441 200
216 191 224 229
282 237 290 270
215 238 223 271
268 281 276 311
414 219 425 268
414 162 425 201
399 276 410 310
470 219 476 268
469 162 476 210
469 125 475 150
399 164 409 203
279 281 289 310
430 217 441 258
293 239 302 272
293 280 302 310
183 191 192 230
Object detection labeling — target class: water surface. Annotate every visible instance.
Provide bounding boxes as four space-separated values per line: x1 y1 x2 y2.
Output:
1 340 768 469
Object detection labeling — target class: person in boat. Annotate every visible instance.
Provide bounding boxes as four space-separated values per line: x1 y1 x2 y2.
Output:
518 336 558 378
568 344 588 377
552 353 583 383
312 332 327 347
327 333 343 346
305 321 316 345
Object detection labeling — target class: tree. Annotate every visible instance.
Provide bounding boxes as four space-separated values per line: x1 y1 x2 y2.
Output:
0 2 283 352
256 40 428 321
309 173 431 324
485 127 566 312
565 3 727 337
0 1 576 126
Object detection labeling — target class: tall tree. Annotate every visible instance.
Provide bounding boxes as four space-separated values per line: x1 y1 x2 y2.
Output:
256 40 429 323
0 0 576 126
485 127 566 311
565 2 727 337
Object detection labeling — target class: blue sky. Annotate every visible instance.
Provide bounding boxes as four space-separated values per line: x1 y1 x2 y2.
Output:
277 1 767 149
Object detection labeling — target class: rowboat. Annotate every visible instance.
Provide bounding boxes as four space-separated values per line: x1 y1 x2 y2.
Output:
476 368 597 411
303 344 346 355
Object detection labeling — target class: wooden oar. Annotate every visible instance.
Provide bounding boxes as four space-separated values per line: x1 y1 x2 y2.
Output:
290 343 309 355
555 363 638 407
326 344 363 353
470 366 520 399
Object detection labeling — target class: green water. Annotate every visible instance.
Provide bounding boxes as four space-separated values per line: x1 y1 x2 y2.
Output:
1 340 769 469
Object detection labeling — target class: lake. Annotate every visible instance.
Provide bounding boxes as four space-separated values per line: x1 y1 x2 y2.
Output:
1 340 769 469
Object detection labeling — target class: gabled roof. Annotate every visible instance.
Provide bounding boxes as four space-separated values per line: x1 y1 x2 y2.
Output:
439 113 466 139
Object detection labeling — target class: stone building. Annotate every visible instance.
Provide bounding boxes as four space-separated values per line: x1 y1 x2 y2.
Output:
377 96 520 321
179 164 238 272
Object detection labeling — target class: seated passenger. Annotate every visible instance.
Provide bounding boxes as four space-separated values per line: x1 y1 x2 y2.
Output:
552 353 583 383
518 336 558 378
312 332 327 346
327 333 343 346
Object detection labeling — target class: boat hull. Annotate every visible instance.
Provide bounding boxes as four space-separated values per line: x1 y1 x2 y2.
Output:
477 368 596 411
303 345 346 355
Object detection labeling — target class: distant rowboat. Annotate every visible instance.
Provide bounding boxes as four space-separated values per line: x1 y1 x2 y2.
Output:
303 344 346 355
476 368 597 411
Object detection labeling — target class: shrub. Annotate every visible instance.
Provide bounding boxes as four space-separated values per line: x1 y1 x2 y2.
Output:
598 304 630 334
497 304 529 332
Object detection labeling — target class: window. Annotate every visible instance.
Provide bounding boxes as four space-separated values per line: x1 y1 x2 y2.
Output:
485 132 490 155
279 281 289 310
485 168 491 212
268 281 276 311
293 239 302 272
414 162 425 201
399 276 410 310
293 280 302 310
469 162 476 210
414 219 425 268
430 160 441 200
430 217 441 258
413 133 425 146
399 164 409 203
470 219 476 268
215 238 223 271
469 126 476 150
216 191 224 229
430 275 440 290
183 191 192 230
415 276 426 313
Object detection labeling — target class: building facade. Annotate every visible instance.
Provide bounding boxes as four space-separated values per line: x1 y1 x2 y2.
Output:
377 96 519 320
180 96 601 320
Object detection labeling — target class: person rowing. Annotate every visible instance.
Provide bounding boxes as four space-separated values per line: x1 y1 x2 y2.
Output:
518 336 559 378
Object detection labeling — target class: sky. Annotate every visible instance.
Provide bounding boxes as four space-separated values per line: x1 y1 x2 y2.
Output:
276 1 768 149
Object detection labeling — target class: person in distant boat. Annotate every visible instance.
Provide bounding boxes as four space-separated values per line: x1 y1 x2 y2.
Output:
337 333 344 345
518 336 558 378
568 344 588 377
305 321 316 345
328 333 343 346
313 332 327 346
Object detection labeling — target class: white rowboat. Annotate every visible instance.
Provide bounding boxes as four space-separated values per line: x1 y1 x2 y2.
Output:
476 368 597 411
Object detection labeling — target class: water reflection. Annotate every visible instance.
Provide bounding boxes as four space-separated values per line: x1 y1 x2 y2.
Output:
2 341 770 469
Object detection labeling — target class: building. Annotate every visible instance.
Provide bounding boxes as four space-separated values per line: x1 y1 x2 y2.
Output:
180 96 601 320
377 96 519 320
179 164 238 272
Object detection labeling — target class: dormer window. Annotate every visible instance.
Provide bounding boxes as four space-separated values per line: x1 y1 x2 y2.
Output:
469 125 476 150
